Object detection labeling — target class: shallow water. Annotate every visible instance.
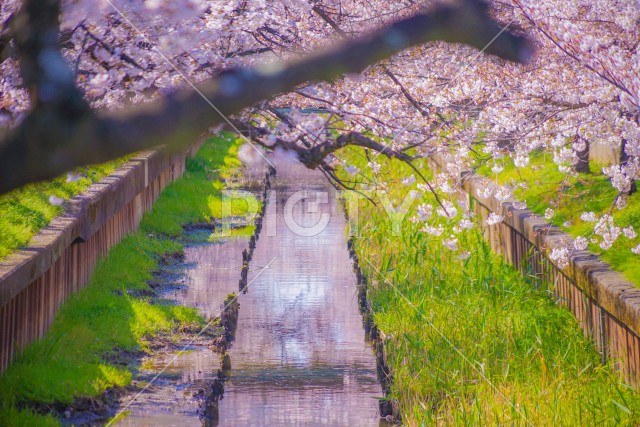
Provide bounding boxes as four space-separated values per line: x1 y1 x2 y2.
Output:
117 165 384 426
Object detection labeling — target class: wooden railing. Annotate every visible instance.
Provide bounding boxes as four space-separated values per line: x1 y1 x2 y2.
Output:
430 154 640 385
0 143 202 373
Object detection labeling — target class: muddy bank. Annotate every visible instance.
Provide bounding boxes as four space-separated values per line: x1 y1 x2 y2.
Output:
47 173 272 427
53 247 235 427
22 246 219 427
111 175 270 427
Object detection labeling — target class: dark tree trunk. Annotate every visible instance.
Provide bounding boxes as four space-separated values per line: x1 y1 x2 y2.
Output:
573 136 590 173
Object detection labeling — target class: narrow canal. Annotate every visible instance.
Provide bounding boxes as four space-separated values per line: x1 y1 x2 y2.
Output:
117 164 385 426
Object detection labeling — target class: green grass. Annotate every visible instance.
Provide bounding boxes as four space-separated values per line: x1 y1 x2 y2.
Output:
475 151 640 287
338 149 640 426
0 159 129 261
141 138 259 235
0 133 252 426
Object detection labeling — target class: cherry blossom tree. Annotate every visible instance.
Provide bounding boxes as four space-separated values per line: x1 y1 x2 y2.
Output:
1 0 639 259
246 0 640 260
0 0 529 193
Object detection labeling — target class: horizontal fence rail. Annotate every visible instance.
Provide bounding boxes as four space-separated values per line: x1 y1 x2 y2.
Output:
0 143 202 373
430 154 640 385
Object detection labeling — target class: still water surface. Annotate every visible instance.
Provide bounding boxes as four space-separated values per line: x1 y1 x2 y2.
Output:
117 166 384 426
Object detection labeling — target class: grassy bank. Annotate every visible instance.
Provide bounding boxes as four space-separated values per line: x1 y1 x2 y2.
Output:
475 152 640 286
0 133 255 426
339 149 640 425
0 158 129 261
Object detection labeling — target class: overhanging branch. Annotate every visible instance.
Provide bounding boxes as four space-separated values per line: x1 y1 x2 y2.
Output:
0 0 532 195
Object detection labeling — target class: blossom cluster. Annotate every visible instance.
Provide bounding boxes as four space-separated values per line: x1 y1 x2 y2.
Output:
1 0 639 257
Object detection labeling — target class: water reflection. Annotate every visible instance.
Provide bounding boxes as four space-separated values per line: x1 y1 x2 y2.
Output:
117 164 385 426
219 165 383 426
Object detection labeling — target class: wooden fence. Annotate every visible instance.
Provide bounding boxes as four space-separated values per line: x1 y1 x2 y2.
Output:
0 144 201 373
429 155 640 385
473 198 640 383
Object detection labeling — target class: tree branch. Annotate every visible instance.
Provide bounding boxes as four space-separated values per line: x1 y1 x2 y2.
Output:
0 0 532 195
381 64 434 118
312 5 349 39
80 25 146 70
313 3 444 123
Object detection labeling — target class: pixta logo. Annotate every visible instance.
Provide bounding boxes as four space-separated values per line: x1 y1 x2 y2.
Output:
220 188 419 237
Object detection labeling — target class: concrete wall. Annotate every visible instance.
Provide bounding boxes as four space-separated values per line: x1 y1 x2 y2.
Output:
0 143 202 373
590 142 621 166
